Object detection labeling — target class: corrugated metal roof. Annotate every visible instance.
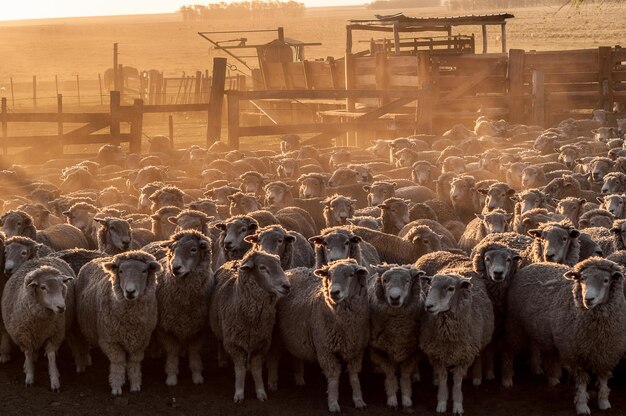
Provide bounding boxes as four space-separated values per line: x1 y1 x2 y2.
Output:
350 12 514 26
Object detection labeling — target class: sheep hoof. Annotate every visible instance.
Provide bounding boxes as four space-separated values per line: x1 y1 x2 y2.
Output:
598 399 611 410
472 378 481 387
353 397 366 409
412 372 421 383
25 374 34 386
166 375 178 386
294 376 305 386
76 365 86 373
233 391 244 404
0 354 11 364
328 402 341 413
548 377 560 387
129 384 141 393
575 403 591 415
268 381 278 392
111 387 122 396
256 389 267 402
401 396 413 409
192 373 204 385
452 402 464 415
50 379 60 392
386 396 398 408
436 401 447 413
502 378 513 388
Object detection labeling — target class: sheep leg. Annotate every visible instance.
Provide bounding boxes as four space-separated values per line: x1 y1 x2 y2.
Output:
23 349 36 387
250 353 267 402
347 358 366 409
371 349 399 408
399 359 417 408
470 354 482 386
161 334 181 386
572 368 590 415
266 345 281 391
67 330 91 373
434 365 448 413
529 345 543 376
483 342 496 381
452 365 468 415
229 348 247 404
127 351 144 393
501 319 527 388
544 351 562 387
45 342 61 392
319 355 342 413
188 338 204 385
0 329 11 364
597 372 612 410
217 342 229 368
292 357 306 386
100 341 126 396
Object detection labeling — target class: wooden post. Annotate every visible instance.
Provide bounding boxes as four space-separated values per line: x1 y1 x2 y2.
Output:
447 26 452 49
76 75 81 107
393 23 401 55
501 24 507 53
227 92 240 149
417 51 433 134
278 27 284 42
148 75 156 105
482 25 488 54
598 46 613 111
98 73 104 105
195 71 202 104
155 73 163 105
9 78 14 108
508 49 525 123
57 94 64 154
32 75 37 108
129 98 143 154
1 97 7 155
168 114 174 148
375 52 389 107
55 75 59 96
206 57 227 145
110 91 121 146
113 43 119 91
163 78 168 104
118 64 124 97
531 70 545 127
345 25 355 112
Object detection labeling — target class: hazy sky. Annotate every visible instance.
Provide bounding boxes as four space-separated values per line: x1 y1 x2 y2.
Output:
3 0 366 21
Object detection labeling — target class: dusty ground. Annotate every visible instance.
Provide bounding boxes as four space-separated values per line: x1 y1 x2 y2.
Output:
1 343 626 416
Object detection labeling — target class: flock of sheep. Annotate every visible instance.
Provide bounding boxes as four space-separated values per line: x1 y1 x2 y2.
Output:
1 111 626 415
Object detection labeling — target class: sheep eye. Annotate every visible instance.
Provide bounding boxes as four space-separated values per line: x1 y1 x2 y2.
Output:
485 257 490 262
562 237 568 242
17 222 22 227
278 239 283 244
40 285 47 291
21 251 27 256
424 240 430 245
190 248 197 253
447 287 455 292
604 278 610 284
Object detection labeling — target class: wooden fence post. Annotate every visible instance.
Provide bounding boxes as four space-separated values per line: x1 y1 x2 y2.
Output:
76 75 81 107
227 91 240 149
417 51 433 134
531 70 546 127
32 75 37 108
155 73 163 105
110 91 121 146
195 71 202 104
1 98 7 155
98 73 104 105
207 57 227 146
57 94 64 154
598 46 613 111
129 98 143 154
113 43 119 91
9 78 14 109
169 115 174 148
508 49 525 123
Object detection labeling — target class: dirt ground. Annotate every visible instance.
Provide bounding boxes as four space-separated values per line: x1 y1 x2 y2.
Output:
1 344 626 416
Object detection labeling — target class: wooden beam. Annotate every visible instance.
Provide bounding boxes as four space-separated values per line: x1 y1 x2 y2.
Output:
239 119 393 137
57 94 64 153
393 23 401 54
508 49 525 124
501 23 507 53
598 46 613 111
532 70 546 127
110 90 121 146
233 89 424 100
346 25 355 111
482 25 488 54
441 61 503 101
129 99 143 154
1 98 7 155
206 57 227 145
417 51 433 134
227 92 240 149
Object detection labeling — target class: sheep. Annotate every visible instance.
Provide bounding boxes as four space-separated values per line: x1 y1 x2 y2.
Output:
49 249 107 275
512 188 554 216
74 251 161 395
610 219 626 252
459 210 512 254
588 157 614 182
378 197 410 235
402 225 461 258
501 258 626 414
94 217 138 255
348 216 382 230
578 208 615 229
599 194 626 218
527 221 582 266
156 231 215 386
216 215 259 261
280 134 301 153
413 251 472 276
543 175 597 205
479 182 516 213
514 207 556 236
310 226 380 272
4 236 54 275
601 172 626 194
237 171 267 196
449 176 481 223
322 195 356 227
228 192 262 216
273 260 369 412
129 167 167 191
60 168 98 193
419 273 494 415
209 250 290 403
368 264 425 409
399 219 457 246
150 186 185 212
364 181 397 206
556 197 590 227
408 202 438 222
18 203 62 230
245 225 314 269
205 185 239 206
412 161 440 187
297 173 328 199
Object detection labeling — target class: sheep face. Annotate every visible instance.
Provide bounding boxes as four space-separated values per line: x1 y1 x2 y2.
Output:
505 162 528 188
26 268 72 314
516 191 547 215
96 218 133 252
217 218 258 258
0 212 32 238
171 212 211 234
64 205 98 233
60 169 93 193
205 186 238 205
376 266 425 308
228 193 261 216
132 167 167 189
601 173 626 194
165 232 211 278
379 198 410 233
4 239 41 276
442 157 466 175
150 188 184 213
241 251 290 297
481 248 520 282
329 150 352 171
409 227 442 256
238 173 265 195
280 134 300 153
138 183 162 212
151 207 181 240
310 232 360 263
477 211 512 234
298 175 326 199
479 185 515 212
449 177 474 206
19 204 51 230
188 200 219 218
327 168 359 187
558 147 579 169
394 148 418 168
264 183 292 207
521 167 544 189
422 274 472 315
368 140 389 159
592 127 618 143
104 256 160 300
600 195 625 218
97 144 125 166
347 164 372 183
364 182 396 207
580 213 614 229
323 196 355 226
518 211 552 236
411 162 436 186
315 260 368 305
590 159 613 182
277 158 298 179
564 264 622 309
528 226 580 264
245 226 294 258
556 198 585 224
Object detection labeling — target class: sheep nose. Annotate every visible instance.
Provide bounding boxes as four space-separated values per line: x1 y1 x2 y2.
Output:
546 253 555 261
281 282 291 292
56 306 65 313
492 271 504 281
173 265 183 274
585 296 595 304
125 289 137 298
224 241 233 250
602 188 609 194
425 303 434 311
330 289 341 299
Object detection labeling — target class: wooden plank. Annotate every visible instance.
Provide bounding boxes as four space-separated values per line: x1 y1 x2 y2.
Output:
207 57 227 145
508 49 525 123
523 72 600 84
1 98 6 155
227 92 240 149
441 61 503 101
598 46 613 110
437 76 507 93
142 103 211 113
524 49 598 66
0 133 131 147
110 91 121 146
63 120 110 139
235 89 424 100
417 51 433 134
57 94 63 151
613 71 626 82
388 75 419 88
523 62 599 74
4 113 111 123
129 99 143 154
239 119 392 137
613 49 626 63
532 70 546 127
354 75 377 89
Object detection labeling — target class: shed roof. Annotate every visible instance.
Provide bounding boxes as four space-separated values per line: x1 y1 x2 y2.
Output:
349 12 514 27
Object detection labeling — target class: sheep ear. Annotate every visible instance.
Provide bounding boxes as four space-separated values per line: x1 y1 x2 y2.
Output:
513 255 522 263
527 229 542 238
420 275 432 286
94 218 108 226
313 267 329 279
372 264 392 275
362 185 371 192
475 214 485 221
506 189 516 197
103 261 118 273
148 261 162 274
410 269 426 279
611 271 623 282
611 227 621 235
215 222 227 231
309 235 325 245
378 204 388 210
248 223 258 232
355 266 369 287
285 235 296 244
597 197 604 203
62 275 74 283
563 271 580 281
160 240 174 249
459 279 472 289
198 239 210 250
350 236 362 244
243 234 259 244
569 229 580 238
477 188 488 195
167 216 178 225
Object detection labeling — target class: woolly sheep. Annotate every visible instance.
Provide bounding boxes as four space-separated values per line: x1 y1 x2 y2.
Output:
272 260 369 412
245 225 314 269
1 210 89 251
414 251 472 276
4 236 53 275
216 215 259 261
502 258 626 414
378 197 410 235
228 192 262 216
578 208 615 229
209 250 290 403
460 209 513 254
74 251 161 395
310 226 380 273
322 195 356 227
297 173 328 199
